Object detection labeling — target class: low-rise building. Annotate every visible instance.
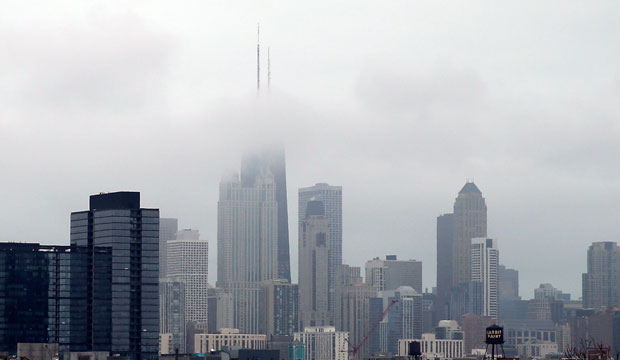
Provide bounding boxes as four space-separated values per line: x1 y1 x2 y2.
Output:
195 329 267 354
514 341 558 359
398 334 464 360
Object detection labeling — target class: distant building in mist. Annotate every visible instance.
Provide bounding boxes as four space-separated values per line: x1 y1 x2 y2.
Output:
217 168 278 333
365 255 422 293
499 265 519 300
299 200 332 328
159 218 178 279
436 213 454 319
260 279 299 337
299 183 343 317
294 327 349 360
71 191 159 360
160 279 186 353
167 228 209 346
241 147 291 283
470 238 499 319
582 242 620 309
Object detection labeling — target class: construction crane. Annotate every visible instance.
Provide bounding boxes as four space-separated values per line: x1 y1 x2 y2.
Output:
342 299 399 360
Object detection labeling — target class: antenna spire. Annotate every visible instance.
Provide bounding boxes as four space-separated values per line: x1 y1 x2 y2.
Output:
257 23 260 94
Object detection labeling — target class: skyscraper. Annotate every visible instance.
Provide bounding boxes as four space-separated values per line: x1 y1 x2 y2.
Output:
0 243 111 354
166 229 209 330
71 191 159 360
470 238 499 319
293 327 349 360
452 182 487 287
159 279 186 353
260 279 299 337
365 255 422 293
241 147 290 283
217 170 278 333
299 183 342 317
499 265 519 300
299 200 332 328
159 218 178 279
582 242 620 309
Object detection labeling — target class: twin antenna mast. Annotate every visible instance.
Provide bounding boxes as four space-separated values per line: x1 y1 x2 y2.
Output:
257 23 270 94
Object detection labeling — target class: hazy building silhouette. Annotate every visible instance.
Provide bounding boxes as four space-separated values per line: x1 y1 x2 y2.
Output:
499 265 519 300
365 255 422 293
159 218 178 279
453 182 487 287
582 242 620 309
299 200 332 328
71 191 159 360
217 169 278 333
299 183 342 317
293 327 349 360
0 243 111 355
241 147 291 283
436 213 454 319
471 238 499 319
167 229 209 332
260 279 299 337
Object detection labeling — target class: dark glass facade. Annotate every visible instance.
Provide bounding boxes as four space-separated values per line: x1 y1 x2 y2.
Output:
0 243 111 355
71 192 159 360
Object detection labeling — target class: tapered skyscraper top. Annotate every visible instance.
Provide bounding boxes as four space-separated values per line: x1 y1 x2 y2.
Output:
453 182 487 286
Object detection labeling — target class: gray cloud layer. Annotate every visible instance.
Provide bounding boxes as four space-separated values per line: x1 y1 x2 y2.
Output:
1 1 619 298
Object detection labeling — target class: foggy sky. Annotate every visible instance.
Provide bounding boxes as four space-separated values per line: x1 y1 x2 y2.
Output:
1 1 619 299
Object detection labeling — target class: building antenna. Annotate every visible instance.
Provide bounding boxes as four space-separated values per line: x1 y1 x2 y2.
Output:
268 47 271 90
257 23 260 94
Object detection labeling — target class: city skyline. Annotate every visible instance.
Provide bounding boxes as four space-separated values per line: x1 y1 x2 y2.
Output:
2 1 620 302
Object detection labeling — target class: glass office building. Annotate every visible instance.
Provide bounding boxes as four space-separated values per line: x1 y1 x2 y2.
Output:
0 243 111 354
71 192 159 360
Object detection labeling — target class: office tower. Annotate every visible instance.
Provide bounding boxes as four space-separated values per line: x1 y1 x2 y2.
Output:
299 183 342 316
299 200 332 328
365 255 422 293
370 286 423 355
582 242 620 309
159 218 178 279
260 279 299 337
334 273 376 359
217 170 278 333
241 147 291 283
293 327 349 360
471 238 499 319
452 182 487 287
436 213 454 319
206 288 218 333
167 229 209 331
71 191 159 360
160 279 186 353
0 243 111 355
499 265 519 300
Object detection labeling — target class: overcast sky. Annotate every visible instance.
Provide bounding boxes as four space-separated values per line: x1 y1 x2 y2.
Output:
1 1 619 299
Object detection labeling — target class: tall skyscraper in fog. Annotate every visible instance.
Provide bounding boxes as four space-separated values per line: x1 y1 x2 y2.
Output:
365 255 422 293
452 182 487 286
471 238 499 319
167 229 209 330
299 200 332 328
240 147 290 282
582 242 620 309
159 218 178 279
71 192 159 360
217 170 278 333
299 183 342 316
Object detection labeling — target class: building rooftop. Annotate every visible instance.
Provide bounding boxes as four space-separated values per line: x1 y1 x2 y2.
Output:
459 182 481 194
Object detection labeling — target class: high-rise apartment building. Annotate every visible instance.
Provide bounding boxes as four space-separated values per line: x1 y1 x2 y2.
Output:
167 229 209 330
299 200 332 328
159 279 186 353
260 279 299 337
159 218 178 279
452 182 487 287
436 213 454 318
217 170 278 333
299 183 342 316
71 191 159 360
293 327 349 360
582 242 620 309
0 243 111 355
241 147 290 283
365 255 422 293
471 238 499 319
